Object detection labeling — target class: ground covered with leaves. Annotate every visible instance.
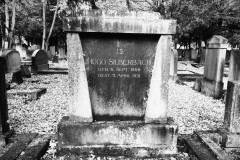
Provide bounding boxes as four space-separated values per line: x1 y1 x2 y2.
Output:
4 60 225 159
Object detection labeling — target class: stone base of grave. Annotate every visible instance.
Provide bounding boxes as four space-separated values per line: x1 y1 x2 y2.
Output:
201 78 223 99
218 128 240 148
31 64 49 73
57 116 178 158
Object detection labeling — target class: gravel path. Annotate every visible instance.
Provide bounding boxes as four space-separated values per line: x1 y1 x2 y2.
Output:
6 64 225 135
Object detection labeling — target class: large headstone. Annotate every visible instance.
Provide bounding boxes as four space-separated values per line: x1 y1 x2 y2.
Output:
0 49 21 73
221 50 240 148
57 9 178 158
31 49 49 72
201 35 227 99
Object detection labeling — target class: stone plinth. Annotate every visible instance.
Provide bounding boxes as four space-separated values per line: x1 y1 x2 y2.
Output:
58 9 177 157
201 35 227 99
58 116 177 158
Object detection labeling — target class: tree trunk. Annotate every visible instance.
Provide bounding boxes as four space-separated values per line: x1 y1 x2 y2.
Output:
42 0 47 50
9 0 16 48
4 1 9 49
45 0 59 52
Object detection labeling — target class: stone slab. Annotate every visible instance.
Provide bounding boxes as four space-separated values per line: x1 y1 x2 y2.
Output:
16 134 51 160
63 10 176 34
184 134 218 160
201 78 224 99
0 133 38 160
195 131 234 160
224 81 240 133
58 116 178 156
7 88 46 100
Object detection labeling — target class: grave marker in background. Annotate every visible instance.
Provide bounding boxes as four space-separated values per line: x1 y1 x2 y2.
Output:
201 35 227 99
57 9 178 158
0 50 21 73
170 48 178 80
31 50 49 72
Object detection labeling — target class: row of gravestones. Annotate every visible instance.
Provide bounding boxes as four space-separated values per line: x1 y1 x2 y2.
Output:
16 44 66 62
0 49 49 84
177 48 231 64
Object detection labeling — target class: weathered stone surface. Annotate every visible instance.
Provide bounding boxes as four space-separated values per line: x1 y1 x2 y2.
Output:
61 8 177 157
67 33 92 122
0 49 21 73
193 78 202 92
58 116 177 154
203 48 226 82
31 49 49 72
228 50 240 82
145 35 171 123
0 133 37 160
169 48 178 80
224 81 240 133
191 49 198 61
184 134 219 160
0 57 9 135
50 46 56 57
201 35 227 99
63 10 176 34
219 128 240 148
7 88 46 101
200 48 206 64
17 134 51 160
58 46 66 59
201 78 223 99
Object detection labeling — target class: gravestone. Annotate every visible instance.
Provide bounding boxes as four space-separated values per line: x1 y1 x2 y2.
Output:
52 55 58 63
190 49 198 61
57 9 178 158
16 44 27 59
31 49 49 72
177 49 183 60
0 49 21 73
58 46 66 59
0 50 23 84
220 50 240 148
50 46 56 57
0 57 10 147
201 35 227 99
200 48 206 64
169 48 178 80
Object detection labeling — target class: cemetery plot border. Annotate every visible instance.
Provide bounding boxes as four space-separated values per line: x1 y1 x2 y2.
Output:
7 88 47 101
